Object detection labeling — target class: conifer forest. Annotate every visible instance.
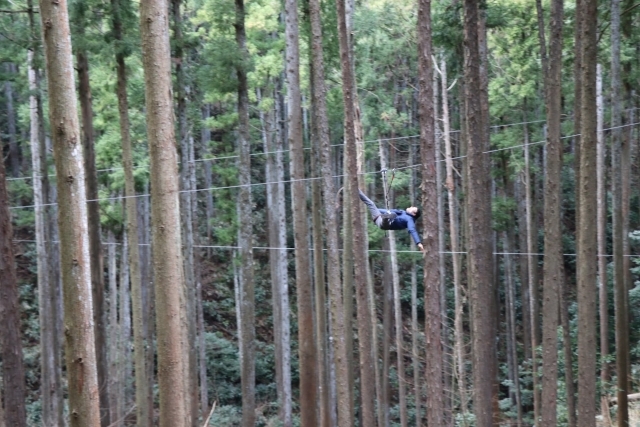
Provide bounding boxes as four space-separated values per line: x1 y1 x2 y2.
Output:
2 0 640 425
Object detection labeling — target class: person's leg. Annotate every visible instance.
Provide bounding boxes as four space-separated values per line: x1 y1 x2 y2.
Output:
358 190 381 221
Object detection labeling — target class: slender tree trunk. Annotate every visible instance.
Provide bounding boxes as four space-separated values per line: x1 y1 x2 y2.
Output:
561 271 577 427
111 0 152 422
463 1 495 426
234 1 256 425
285 0 318 423
27 32 64 424
418 0 444 424
610 1 629 424
76 35 110 427
539 0 564 425
309 0 349 421
307 53 331 425
439 57 468 423
596 63 611 422
503 229 522 427
336 0 375 425
139 0 188 424
171 2 199 423
577 0 598 424
523 123 541 425
0 152 27 427
107 232 121 427
39 0 101 423
119 230 132 414
259 86 292 426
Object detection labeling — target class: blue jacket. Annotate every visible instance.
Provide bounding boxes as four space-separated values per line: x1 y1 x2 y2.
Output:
379 209 421 245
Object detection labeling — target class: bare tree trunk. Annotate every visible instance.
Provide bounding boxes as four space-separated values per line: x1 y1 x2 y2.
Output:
561 272 577 427
308 0 347 421
538 0 564 424
234 1 256 425
307 53 331 425
610 0 629 423
107 232 121 427
110 0 152 422
336 0 375 425
463 1 495 425
171 2 198 423
77 47 110 427
577 0 598 424
596 63 611 423
523 123 541 425
119 230 132 416
503 229 522 426
439 57 468 423
259 86 292 426
139 0 188 424
27 30 64 423
39 0 102 422
0 150 27 427
418 1 444 424
285 0 318 423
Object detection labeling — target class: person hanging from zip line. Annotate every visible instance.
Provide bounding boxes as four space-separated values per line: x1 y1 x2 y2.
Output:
358 189 425 253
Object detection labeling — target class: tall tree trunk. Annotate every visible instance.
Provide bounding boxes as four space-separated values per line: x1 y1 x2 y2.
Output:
336 0 376 424
524 116 541 423
440 56 468 423
259 86 292 426
308 0 348 421
308 56 331 425
107 232 121 427
139 0 188 424
0 151 27 427
463 1 495 426
577 0 598 424
538 0 564 425
111 0 152 423
379 142 407 427
171 2 199 423
610 0 629 424
76 34 110 427
4 63 20 177
285 0 318 423
119 229 132 414
39 0 101 422
561 272 577 427
234 1 256 425
596 63 610 421
27 22 64 421
418 0 444 424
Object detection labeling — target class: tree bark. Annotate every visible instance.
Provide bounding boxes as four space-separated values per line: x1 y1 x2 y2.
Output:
39 0 101 422
610 0 629 424
577 0 598 424
539 0 564 425
139 0 189 424
107 232 121 426
27 26 64 422
463 1 495 426
0 147 27 427
418 1 444 425
285 0 319 423
76 43 110 427
234 1 256 426
596 63 611 421
336 0 376 424
111 0 152 423
259 86 292 426
308 0 348 421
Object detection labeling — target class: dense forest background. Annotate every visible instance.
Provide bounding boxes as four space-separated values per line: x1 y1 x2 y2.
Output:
1 0 640 425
